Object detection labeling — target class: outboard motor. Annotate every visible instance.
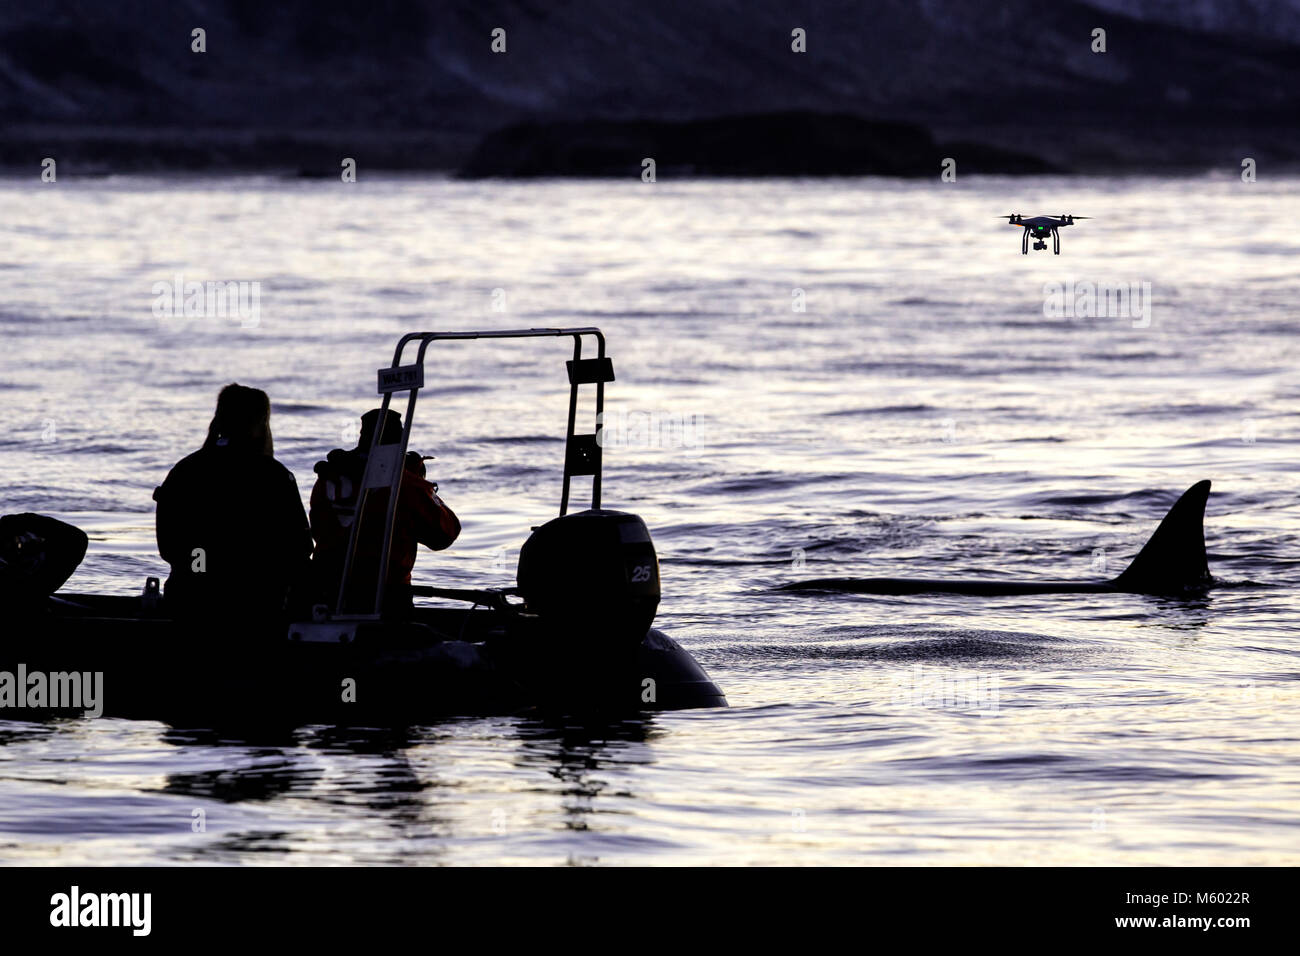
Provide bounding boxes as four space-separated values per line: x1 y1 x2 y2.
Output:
516 510 659 647
0 514 88 612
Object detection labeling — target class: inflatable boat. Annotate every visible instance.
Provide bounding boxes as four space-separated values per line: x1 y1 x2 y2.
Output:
0 328 727 725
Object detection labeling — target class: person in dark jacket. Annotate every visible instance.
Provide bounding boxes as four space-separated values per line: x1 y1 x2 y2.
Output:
154 384 312 619
309 408 459 616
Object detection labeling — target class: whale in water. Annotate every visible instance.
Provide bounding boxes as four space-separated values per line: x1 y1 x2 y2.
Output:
778 480 1214 597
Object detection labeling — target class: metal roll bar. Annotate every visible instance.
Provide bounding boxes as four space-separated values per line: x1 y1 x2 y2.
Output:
334 327 612 619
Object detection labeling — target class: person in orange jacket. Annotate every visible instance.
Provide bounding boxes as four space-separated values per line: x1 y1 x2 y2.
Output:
309 408 459 616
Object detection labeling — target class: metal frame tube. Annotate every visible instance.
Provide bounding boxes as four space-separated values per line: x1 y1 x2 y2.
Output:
333 328 606 620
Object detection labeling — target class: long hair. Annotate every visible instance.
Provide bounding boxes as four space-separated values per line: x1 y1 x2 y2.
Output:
203 383 273 456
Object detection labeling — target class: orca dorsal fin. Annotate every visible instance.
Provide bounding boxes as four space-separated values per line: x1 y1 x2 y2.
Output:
1112 480 1213 594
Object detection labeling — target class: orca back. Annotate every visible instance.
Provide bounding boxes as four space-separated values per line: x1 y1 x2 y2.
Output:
775 479 1216 598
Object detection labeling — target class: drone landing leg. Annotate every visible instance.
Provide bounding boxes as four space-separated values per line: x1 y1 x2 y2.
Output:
1052 228 1060 255
1022 228 1029 255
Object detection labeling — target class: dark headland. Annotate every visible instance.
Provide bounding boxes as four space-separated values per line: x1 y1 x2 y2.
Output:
456 114 1059 178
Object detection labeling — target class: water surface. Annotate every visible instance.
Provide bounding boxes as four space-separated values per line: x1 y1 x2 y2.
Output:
1 174 1298 864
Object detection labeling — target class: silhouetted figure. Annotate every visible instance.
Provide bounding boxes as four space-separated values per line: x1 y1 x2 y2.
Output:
309 408 460 616
154 384 311 620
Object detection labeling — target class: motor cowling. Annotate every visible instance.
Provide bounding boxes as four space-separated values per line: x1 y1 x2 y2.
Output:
516 509 660 646
0 514 88 610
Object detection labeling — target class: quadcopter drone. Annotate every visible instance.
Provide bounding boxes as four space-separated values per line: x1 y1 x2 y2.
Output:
1002 213 1091 254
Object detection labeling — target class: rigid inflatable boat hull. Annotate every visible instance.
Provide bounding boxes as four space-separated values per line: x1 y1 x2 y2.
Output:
1 594 726 725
